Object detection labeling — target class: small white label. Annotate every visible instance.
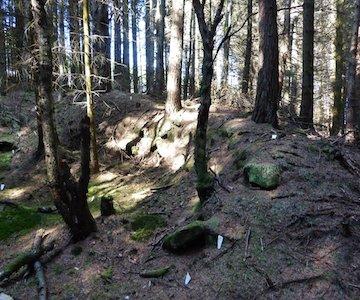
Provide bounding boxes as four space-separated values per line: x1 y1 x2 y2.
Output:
271 134 277 140
185 272 191 285
217 235 224 249
0 184 5 191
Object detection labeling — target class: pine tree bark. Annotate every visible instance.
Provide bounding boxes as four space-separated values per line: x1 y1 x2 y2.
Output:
252 0 279 127
114 0 122 88
331 0 346 135
0 0 6 95
189 9 196 98
145 0 156 93
28 2 44 158
58 0 66 87
241 0 252 94
222 0 232 89
299 0 315 128
154 0 165 95
14 0 25 81
131 0 139 93
31 0 97 241
193 0 225 202
69 0 81 79
344 0 360 143
165 0 185 114
93 0 111 92
83 0 100 173
122 0 131 92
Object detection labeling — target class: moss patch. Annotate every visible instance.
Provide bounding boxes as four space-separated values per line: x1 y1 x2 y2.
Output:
0 207 40 240
244 163 282 189
130 213 166 241
0 152 12 171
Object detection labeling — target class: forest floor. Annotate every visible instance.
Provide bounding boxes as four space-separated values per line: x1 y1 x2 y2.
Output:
0 90 360 299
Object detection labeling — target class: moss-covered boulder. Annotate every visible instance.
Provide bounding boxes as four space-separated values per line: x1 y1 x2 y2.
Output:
244 163 282 189
162 218 218 253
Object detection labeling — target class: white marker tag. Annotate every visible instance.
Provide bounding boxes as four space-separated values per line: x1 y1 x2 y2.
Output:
0 184 5 191
217 235 224 249
185 272 191 285
271 134 277 140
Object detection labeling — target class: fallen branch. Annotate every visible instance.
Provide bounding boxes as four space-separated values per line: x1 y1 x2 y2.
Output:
0 230 53 282
34 261 47 300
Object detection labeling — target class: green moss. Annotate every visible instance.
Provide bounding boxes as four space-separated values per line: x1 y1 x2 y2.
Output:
140 266 171 278
244 163 282 189
130 213 166 242
234 149 249 170
0 207 40 240
162 218 219 253
0 152 12 171
100 267 114 283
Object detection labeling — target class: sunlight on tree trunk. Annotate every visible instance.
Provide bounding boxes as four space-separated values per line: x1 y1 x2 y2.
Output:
83 0 99 173
165 0 185 115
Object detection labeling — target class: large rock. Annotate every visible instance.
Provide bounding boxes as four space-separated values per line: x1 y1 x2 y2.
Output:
244 163 281 189
162 218 218 253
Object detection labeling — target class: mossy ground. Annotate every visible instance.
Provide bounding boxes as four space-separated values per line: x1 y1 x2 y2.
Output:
130 213 166 241
0 152 12 171
0 205 63 241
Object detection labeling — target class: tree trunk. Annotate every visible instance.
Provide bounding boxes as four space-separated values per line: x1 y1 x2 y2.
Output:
252 0 279 127
193 0 225 202
154 0 165 95
165 0 185 114
145 0 156 93
58 0 66 86
299 0 315 128
189 9 196 98
241 0 252 94
344 0 360 143
14 0 25 81
331 0 346 135
69 0 81 80
122 0 131 92
114 0 122 88
31 0 97 242
131 0 139 93
222 0 232 89
28 2 44 158
0 0 6 95
83 0 100 173
93 1 111 92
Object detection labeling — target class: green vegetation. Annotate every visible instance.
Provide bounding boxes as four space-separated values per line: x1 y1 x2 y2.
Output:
140 265 171 278
0 207 40 240
234 149 249 170
0 206 62 241
244 162 282 189
100 267 114 283
130 213 166 241
0 152 12 171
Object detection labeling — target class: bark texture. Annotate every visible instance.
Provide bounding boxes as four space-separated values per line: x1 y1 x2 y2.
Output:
241 0 252 94
193 0 225 202
252 0 279 127
344 0 360 142
31 0 97 241
165 0 185 114
299 0 315 128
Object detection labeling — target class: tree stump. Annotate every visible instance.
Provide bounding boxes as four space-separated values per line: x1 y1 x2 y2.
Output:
100 196 116 217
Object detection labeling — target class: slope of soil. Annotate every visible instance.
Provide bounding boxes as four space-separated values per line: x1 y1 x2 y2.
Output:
0 90 360 299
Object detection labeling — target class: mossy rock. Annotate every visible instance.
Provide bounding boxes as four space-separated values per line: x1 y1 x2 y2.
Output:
162 218 219 253
244 163 282 190
140 266 172 278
